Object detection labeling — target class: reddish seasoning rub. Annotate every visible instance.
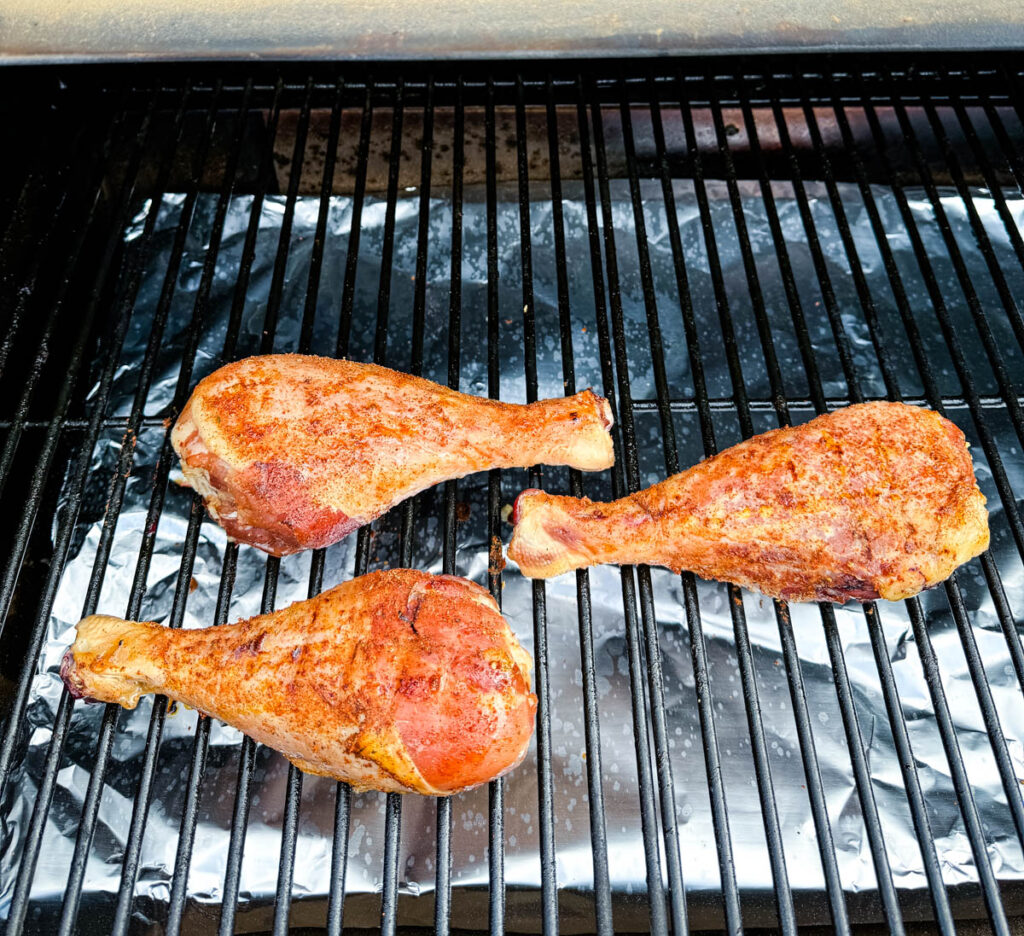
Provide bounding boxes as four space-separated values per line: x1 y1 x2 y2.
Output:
171 354 614 556
507 402 989 604
61 570 537 796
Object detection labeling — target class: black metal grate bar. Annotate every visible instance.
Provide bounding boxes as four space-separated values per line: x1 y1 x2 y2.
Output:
648 81 798 934
571 77 621 936
162 77 258 936
805 88 962 931
515 75 560 936
55 85 212 936
435 73 466 936
990 68 1024 198
544 77 614 936
270 78 345 936
827 78 1023 931
485 77 509 936
217 562 279 936
3 57 1024 936
832 80 1014 934
324 78 377 936
0 96 138 643
0 92 135 792
105 100 228 936
269 87 326 936
676 79 856 932
617 79 716 932
586 83 673 936
215 73 292 936
723 86 910 933
2 88 183 936
0 389 1022 432
376 76 409 936
165 546 239 936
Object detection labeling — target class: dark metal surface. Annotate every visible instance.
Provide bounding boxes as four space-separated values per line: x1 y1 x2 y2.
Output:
1 54 1024 934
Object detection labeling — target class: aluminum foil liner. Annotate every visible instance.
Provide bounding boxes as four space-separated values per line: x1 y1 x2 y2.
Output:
3 177 1024 932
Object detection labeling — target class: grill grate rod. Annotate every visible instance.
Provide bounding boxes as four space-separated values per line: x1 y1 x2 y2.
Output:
875 72 1024 855
375 75 408 936
0 92 135 791
4 388 1024 434
0 93 167 934
161 76 258 936
107 81 229 936
733 82 912 934
585 84 673 936
982 555 1024 694
650 79 800 933
387 72 435 933
3 86 196 936
804 85 962 931
55 84 208 936
833 78 1015 935
515 74 560 936
677 77 856 933
164 547 239 936
926 88 1024 357
545 76 614 936
271 77 348 936
265 76 321 936
618 79 727 932
214 73 290 936
951 78 1024 310
2 387 1024 430
991 67 1024 196
485 77 510 936
326 78 378 936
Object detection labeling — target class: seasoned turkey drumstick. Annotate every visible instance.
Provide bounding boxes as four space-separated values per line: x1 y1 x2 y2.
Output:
172 354 614 556
62 570 537 796
507 402 989 603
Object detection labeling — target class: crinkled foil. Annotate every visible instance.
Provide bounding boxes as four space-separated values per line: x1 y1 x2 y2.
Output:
3 178 1024 932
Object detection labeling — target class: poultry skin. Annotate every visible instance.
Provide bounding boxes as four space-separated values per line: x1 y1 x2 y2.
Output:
171 354 614 556
61 570 537 795
507 402 989 603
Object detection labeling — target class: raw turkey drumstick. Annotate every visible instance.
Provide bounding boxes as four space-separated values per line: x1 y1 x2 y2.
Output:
172 354 614 556
507 402 989 603
61 570 537 796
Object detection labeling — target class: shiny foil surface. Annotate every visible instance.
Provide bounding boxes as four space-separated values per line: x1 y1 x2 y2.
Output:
3 178 1024 931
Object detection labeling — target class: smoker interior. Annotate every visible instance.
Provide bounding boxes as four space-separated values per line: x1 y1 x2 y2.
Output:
1 56 1024 935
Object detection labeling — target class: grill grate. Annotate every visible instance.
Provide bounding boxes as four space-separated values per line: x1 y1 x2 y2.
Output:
1 55 1024 934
